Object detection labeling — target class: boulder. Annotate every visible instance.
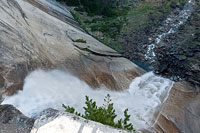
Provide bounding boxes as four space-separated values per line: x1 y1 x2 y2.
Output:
31 108 130 133
154 82 200 133
0 104 34 131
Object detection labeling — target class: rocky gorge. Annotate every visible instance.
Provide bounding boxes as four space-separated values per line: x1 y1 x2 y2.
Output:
0 0 199 133
121 0 200 85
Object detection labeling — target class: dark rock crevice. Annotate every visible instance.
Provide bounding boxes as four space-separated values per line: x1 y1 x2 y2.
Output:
7 0 29 24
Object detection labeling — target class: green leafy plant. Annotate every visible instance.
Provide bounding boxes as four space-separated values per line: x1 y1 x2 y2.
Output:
62 94 135 131
75 39 87 43
56 0 120 17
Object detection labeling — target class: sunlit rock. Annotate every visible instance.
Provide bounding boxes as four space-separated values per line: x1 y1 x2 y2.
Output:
31 108 129 133
154 82 200 133
0 0 144 102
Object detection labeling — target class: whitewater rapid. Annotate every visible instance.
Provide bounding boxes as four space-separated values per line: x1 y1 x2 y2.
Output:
2 69 173 130
145 0 194 62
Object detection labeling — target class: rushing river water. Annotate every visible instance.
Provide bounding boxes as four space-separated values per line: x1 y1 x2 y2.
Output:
2 69 173 130
145 0 195 63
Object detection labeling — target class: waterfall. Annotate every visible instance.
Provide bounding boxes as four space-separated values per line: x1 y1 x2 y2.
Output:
145 0 195 62
2 69 173 130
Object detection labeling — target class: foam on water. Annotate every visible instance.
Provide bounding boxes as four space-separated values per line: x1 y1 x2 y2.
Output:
2 69 173 130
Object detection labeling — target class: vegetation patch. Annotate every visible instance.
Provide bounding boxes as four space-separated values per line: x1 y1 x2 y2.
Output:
75 39 87 43
56 0 131 51
62 94 135 131
56 0 123 17
57 0 189 54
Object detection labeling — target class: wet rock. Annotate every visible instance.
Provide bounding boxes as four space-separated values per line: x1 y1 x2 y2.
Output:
154 4 200 84
154 82 200 133
4 81 24 96
174 55 187 60
159 63 169 73
0 104 34 131
170 2 177 9
0 0 145 102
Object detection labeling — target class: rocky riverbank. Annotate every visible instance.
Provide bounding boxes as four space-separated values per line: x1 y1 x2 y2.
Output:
65 0 199 85
154 1 200 85
122 0 199 85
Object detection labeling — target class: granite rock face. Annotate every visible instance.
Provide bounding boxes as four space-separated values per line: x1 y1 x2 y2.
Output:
154 82 200 133
0 0 144 102
31 108 130 133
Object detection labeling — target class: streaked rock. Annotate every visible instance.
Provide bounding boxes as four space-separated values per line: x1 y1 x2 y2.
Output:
31 108 131 133
0 0 144 102
154 82 200 133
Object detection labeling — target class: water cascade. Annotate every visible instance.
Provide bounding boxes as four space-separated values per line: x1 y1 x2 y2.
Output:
145 0 195 63
2 69 173 130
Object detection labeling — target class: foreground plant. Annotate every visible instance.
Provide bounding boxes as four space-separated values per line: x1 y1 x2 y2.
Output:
62 94 135 131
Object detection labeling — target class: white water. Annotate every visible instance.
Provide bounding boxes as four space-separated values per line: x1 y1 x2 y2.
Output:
2 69 173 130
145 0 194 61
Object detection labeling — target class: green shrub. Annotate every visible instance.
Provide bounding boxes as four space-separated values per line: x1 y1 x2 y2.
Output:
71 12 81 24
89 17 126 38
56 0 80 6
74 7 85 12
75 39 87 43
180 0 187 6
62 94 135 131
56 0 120 17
